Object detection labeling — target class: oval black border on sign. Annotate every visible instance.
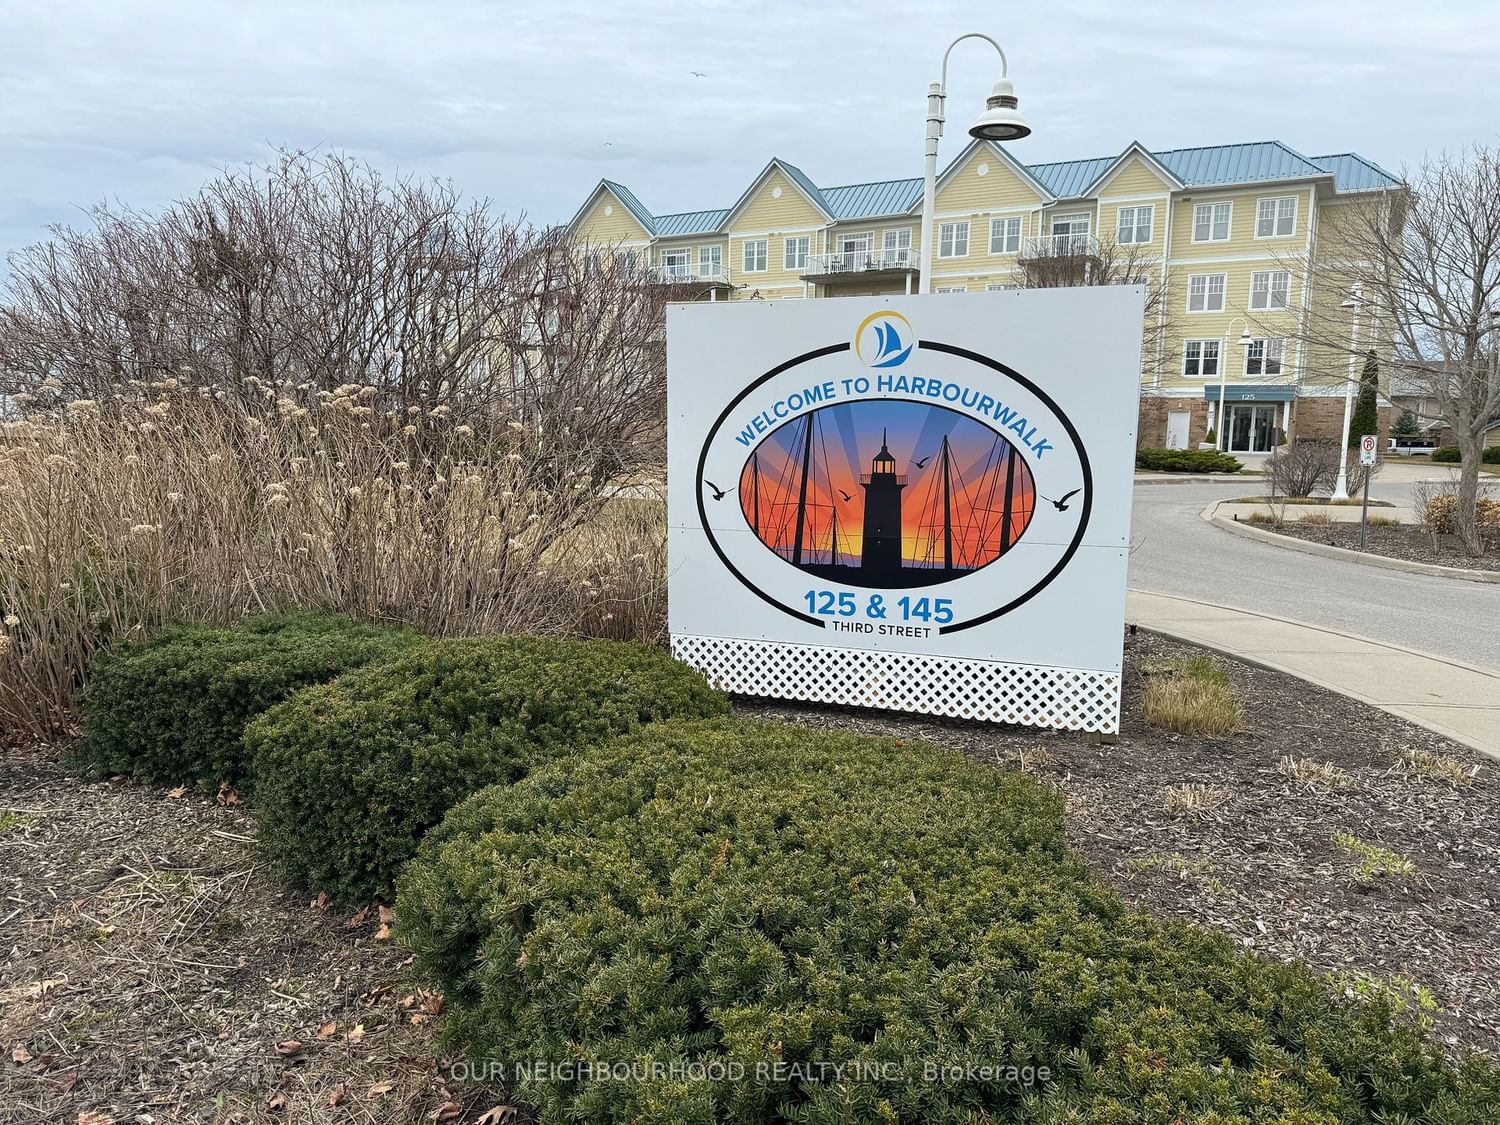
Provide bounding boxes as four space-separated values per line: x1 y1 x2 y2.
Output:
694 338 1093 634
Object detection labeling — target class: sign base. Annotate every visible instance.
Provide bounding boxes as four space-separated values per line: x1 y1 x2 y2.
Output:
671 633 1121 733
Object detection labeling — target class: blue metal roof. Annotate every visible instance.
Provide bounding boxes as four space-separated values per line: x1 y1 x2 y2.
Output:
1153 142 1327 187
774 159 833 216
1310 153 1401 193
599 179 657 235
584 141 1396 239
654 208 730 237
1028 157 1116 198
822 178 922 219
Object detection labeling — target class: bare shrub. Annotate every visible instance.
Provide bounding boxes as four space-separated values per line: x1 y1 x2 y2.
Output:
0 387 667 744
1278 756 1352 788
1160 783 1231 815
1141 656 1244 737
1298 510 1335 526
1265 440 1338 498
1414 478 1500 545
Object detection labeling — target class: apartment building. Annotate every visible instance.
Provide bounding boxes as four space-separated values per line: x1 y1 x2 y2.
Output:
567 140 1400 453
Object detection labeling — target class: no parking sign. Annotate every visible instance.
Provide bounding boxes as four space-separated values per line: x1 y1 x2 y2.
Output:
1360 434 1378 466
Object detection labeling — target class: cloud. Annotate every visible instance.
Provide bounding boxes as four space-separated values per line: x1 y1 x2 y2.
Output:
2 0 1499 267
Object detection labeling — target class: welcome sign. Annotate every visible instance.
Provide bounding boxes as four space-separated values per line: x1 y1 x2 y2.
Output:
667 288 1144 732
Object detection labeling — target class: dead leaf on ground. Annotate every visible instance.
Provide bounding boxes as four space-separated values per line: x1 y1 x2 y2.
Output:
327 1084 348 1108
346 1023 365 1043
375 904 396 940
23 978 65 999
316 1020 337 1040
267 1090 287 1111
216 782 244 806
368 1080 395 1097
11 1044 31 1064
428 1103 462 1122
311 891 331 910
167 786 190 798
477 1108 517 1124
274 1039 304 1057
346 905 370 927
78 1113 114 1125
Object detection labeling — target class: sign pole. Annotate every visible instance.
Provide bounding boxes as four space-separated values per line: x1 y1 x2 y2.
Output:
1358 434 1377 550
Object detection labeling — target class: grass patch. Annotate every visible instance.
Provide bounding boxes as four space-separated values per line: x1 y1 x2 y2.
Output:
1278 755 1353 789
1141 656 1244 737
1298 510 1335 525
1225 496 1395 507
0 810 35 833
1366 515 1403 527
1334 831 1417 881
1121 852 1228 895
1161 783 1231 815
1398 748 1479 787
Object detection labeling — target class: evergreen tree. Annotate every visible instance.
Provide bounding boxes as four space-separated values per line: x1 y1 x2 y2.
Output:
1348 350 1380 447
1393 409 1421 440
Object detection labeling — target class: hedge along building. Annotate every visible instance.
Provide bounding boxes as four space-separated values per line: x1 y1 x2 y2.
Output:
567 142 1401 455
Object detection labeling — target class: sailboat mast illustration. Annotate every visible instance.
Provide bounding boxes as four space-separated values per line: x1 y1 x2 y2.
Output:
791 415 815 566
940 435 954 573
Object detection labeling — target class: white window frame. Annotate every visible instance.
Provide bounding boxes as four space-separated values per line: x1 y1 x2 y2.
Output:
1116 204 1154 245
698 244 722 275
659 248 691 277
742 239 768 273
1249 269 1291 311
935 285 968 293
1254 196 1298 239
1186 272 1227 313
1191 201 1233 243
985 283 1015 291
938 221 969 258
1244 337 1286 377
782 236 809 270
1183 339 1221 378
989 216 1022 255
882 227 913 266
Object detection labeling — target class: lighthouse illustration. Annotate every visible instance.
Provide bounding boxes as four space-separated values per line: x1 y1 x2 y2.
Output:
859 429 906 580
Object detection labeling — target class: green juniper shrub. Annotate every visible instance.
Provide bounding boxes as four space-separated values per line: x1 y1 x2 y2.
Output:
73 612 421 792
1135 448 1243 474
246 635 727 903
397 718 1500 1125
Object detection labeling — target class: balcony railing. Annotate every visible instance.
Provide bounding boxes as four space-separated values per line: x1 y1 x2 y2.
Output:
859 472 908 486
1021 233 1101 259
650 263 732 285
802 247 919 277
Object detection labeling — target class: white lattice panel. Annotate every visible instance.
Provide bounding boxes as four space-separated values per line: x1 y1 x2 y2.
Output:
672 634 1120 733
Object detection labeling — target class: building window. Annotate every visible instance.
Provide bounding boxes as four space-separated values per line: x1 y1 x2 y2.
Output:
783 236 809 270
742 239 768 273
699 245 722 276
659 249 691 278
1245 337 1286 376
882 228 913 265
1183 339 1221 377
1255 196 1297 238
989 217 1021 254
986 283 1016 291
1117 205 1154 244
1250 270 1291 310
1192 201 1232 242
935 285 967 293
939 221 969 257
1186 272 1226 313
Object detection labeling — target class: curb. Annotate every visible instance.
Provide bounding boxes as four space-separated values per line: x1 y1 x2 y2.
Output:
1201 502 1500 585
1133 474 1257 486
1127 590 1500 760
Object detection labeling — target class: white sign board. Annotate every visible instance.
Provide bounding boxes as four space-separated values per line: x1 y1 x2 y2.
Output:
1360 434 1378 465
667 289 1145 733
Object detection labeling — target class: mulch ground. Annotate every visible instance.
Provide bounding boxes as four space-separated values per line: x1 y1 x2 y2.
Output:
1271 520 1500 571
2 633 1496 1123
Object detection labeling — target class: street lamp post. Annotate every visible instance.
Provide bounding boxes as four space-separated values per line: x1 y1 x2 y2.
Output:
1331 285 1365 501
919 34 1031 295
1213 319 1254 450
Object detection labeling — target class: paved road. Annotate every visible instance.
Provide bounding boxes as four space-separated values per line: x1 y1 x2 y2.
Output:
1127 480 1500 673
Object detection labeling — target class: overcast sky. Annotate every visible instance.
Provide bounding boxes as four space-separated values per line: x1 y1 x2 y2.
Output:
3 0 1499 269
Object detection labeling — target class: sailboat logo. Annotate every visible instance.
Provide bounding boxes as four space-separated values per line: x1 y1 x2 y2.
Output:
854 310 913 368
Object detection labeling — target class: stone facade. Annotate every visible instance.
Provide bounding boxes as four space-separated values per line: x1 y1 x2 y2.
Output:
1137 394 1392 451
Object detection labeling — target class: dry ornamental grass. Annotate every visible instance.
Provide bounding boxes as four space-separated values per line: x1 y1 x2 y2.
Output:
0 386 667 744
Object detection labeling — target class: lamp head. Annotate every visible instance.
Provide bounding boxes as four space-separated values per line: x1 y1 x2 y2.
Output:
1238 329 1253 348
968 78 1031 141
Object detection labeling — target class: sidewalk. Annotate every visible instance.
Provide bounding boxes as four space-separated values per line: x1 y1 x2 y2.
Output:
1127 589 1500 761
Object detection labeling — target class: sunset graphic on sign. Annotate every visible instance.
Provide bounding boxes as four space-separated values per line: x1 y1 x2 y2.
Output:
737 399 1037 588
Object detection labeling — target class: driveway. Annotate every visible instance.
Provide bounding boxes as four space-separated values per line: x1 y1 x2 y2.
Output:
1127 479 1500 674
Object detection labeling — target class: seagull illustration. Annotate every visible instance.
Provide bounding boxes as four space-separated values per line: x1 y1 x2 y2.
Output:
838 488 852 502
1041 488 1082 512
704 480 727 501
691 71 706 78
603 141 614 147
912 455 931 469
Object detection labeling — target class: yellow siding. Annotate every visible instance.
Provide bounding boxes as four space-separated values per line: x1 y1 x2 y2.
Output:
929 147 1046 283
573 193 651 245
1096 156 1176 198
728 170 827 292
